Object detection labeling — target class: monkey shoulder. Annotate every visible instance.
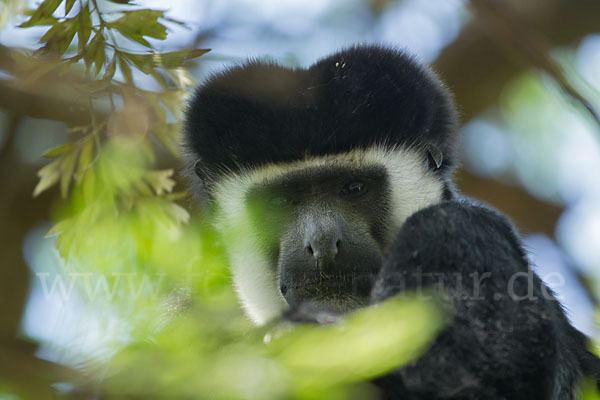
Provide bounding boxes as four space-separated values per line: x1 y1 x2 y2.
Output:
373 200 560 340
382 200 529 276
373 201 579 399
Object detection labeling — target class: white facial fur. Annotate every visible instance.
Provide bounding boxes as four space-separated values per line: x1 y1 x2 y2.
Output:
212 145 444 326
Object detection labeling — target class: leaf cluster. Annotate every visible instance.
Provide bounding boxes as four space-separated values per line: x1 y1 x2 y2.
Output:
15 0 209 236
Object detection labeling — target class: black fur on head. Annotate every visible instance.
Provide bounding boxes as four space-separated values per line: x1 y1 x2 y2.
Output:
183 45 458 191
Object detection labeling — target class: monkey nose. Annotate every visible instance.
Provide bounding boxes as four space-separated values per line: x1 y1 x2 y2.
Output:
306 237 341 265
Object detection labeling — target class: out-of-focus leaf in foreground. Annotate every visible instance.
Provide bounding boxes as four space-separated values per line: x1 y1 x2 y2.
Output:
101 295 445 399
272 295 446 389
581 378 600 400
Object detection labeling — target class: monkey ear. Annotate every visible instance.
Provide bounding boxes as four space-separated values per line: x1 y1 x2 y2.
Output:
426 144 443 170
193 158 208 186
193 159 207 182
192 159 212 206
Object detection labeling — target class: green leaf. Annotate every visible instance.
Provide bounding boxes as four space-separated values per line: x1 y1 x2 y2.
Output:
144 169 175 195
107 9 167 48
120 48 210 74
150 48 210 70
130 174 153 196
157 48 210 68
76 134 95 180
82 167 96 203
580 378 600 399
121 52 154 74
19 0 62 27
43 143 72 158
272 295 445 387
65 0 76 14
78 3 92 49
60 151 77 198
165 68 193 90
93 43 105 74
45 218 72 237
38 18 79 55
119 55 133 84
33 158 61 197
167 203 190 224
84 33 105 74
103 55 117 81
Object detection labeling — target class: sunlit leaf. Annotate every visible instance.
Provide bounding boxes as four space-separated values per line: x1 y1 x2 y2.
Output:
130 176 153 196
166 68 194 90
42 143 72 158
166 202 190 224
108 9 167 48
157 48 210 68
84 33 105 74
144 169 175 195
33 158 61 196
76 134 95 180
18 0 61 27
82 167 96 203
65 0 76 14
78 2 91 49
45 217 72 237
121 48 209 78
119 55 133 83
38 18 78 55
121 52 154 74
60 151 77 198
93 44 105 74
581 378 600 399
271 295 445 388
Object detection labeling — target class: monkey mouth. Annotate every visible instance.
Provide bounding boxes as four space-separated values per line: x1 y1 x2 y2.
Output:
280 273 377 313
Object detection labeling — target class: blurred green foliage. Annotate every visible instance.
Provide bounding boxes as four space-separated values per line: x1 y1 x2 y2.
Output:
0 1 450 399
102 296 445 399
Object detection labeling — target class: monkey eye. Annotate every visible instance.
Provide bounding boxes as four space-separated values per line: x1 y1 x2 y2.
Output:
340 181 366 197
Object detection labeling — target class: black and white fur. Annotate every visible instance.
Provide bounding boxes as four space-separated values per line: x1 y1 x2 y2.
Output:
183 45 599 399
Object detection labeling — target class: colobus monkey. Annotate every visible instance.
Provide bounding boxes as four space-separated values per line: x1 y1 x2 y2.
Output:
183 45 599 399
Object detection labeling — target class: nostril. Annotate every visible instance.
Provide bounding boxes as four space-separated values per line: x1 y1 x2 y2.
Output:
280 284 288 296
335 239 341 251
306 244 314 255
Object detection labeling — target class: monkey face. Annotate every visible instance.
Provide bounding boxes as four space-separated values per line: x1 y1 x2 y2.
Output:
245 165 390 313
208 146 444 325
